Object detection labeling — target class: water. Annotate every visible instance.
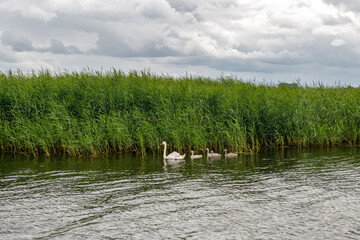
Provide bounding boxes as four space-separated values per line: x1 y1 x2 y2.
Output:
1 148 360 239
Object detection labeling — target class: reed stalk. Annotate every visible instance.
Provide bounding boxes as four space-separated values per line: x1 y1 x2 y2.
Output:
0 69 359 156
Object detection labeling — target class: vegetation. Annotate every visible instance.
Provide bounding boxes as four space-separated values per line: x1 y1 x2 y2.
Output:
0 69 359 157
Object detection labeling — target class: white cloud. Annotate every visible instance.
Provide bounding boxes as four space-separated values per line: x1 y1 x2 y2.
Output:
24 5 57 22
331 38 346 46
0 1 56 22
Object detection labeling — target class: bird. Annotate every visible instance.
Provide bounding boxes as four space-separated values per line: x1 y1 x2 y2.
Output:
224 149 238 158
160 141 186 160
206 148 221 158
190 150 203 159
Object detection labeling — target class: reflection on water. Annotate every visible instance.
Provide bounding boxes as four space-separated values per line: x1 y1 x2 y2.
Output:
1 148 360 239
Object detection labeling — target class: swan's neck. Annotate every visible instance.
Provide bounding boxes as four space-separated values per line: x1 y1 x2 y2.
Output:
163 143 167 159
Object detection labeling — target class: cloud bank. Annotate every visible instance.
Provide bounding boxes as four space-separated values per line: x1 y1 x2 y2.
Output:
1 0 360 85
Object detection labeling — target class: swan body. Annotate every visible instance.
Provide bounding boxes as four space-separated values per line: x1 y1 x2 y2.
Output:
224 149 238 158
206 148 221 158
161 141 186 160
190 150 203 159
168 153 186 160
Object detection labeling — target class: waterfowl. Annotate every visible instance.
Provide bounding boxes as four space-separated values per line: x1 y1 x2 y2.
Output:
206 148 221 158
224 149 238 158
160 141 186 160
190 150 203 159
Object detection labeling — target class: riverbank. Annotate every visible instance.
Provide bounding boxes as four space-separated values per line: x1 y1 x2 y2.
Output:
0 69 359 156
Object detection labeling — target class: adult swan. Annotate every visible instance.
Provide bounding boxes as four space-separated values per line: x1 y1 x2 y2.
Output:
160 141 186 160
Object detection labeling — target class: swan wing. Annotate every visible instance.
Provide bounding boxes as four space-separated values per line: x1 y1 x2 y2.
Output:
176 153 186 160
166 153 186 160
167 151 181 158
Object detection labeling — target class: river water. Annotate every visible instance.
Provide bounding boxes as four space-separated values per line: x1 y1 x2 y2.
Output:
1 148 360 239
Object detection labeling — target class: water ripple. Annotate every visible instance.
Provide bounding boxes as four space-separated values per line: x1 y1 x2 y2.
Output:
1 149 360 239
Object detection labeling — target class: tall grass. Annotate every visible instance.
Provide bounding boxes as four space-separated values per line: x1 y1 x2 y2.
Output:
0 69 359 156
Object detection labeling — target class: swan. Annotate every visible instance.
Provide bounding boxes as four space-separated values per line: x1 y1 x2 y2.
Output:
161 141 186 160
190 150 203 159
206 148 221 158
224 149 238 158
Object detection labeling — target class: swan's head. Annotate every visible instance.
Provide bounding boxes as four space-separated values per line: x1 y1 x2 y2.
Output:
191 150 194 154
160 141 166 146
224 149 227 153
206 148 209 151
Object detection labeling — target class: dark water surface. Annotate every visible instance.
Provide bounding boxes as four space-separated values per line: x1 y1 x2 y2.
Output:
1 148 360 239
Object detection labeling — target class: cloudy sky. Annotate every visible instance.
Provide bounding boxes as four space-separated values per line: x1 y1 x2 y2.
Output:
1 0 360 86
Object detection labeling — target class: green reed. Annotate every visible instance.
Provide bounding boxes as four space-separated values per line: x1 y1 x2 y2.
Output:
0 69 359 156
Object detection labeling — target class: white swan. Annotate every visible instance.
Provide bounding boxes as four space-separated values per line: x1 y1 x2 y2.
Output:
161 141 186 160
224 149 238 158
190 150 203 159
206 148 221 158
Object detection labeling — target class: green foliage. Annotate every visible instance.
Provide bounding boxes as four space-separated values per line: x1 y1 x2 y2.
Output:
0 69 360 156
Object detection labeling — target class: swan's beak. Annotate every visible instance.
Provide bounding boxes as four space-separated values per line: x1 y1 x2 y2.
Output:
160 143 163 146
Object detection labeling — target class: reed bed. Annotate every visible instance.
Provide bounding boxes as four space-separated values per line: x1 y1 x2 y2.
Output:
0 69 359 156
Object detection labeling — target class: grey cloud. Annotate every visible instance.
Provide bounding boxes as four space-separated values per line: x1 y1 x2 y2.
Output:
269 17 299 29
142 43 181 57
322 14 353 25
0 49 16 63
166 0 238 13
259 54 306 66
90 32 138 57
166 29 181 39
166 55 296 74
311 40 360 68
48 39 67 54
295 2 310 8
322 0 360 12
44 39 82 55
1 31 82 55
166 0 198 13
138 2 173 20
210 58 279 74
93 32 180 58
1 31 35 52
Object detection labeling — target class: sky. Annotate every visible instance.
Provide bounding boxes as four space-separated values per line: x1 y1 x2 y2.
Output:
1 0 360 86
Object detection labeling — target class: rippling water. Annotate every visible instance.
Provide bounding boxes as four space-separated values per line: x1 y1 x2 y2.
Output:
1 148 360 239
